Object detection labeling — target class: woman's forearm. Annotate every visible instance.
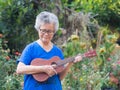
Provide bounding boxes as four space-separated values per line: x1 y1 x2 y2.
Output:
59 62 73 80
16 62 44 74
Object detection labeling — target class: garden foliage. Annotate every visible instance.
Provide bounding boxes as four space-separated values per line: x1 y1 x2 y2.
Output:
0 35 22 90
62 20 120 90
0 0 120 90
0 0 120 52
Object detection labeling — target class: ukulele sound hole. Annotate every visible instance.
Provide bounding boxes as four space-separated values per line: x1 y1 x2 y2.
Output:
51 62 57 68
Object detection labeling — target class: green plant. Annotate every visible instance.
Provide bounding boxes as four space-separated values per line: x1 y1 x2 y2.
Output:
0 0 56 52
0 34 23 90
62 0 120 26
62 27 120 90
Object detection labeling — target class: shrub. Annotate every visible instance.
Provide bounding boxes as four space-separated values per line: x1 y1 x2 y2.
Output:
0 34 23 90
62 26 120 90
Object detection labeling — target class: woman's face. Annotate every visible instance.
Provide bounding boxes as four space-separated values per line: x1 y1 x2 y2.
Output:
38 23 55 44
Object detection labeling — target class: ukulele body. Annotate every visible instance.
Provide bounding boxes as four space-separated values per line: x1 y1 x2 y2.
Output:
31 56 65 82
31 50 97 82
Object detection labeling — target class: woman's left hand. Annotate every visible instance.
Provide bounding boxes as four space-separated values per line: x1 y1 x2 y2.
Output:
74 55 82 63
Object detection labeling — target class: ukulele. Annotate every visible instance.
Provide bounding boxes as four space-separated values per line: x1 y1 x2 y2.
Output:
31 50 97 82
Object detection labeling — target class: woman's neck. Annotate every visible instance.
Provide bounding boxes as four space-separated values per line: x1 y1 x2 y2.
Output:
39 39 51 46
37 39 53 52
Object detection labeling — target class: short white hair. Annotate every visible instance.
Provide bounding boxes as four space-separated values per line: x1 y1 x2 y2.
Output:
34 11 59 32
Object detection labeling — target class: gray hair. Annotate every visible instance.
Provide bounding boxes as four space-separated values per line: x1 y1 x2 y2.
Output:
34 11 59 32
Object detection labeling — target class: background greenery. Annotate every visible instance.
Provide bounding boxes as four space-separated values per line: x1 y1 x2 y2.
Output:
0 0 120 90
0 0 120 52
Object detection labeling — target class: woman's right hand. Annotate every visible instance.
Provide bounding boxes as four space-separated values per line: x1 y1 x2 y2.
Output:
42 65 57 77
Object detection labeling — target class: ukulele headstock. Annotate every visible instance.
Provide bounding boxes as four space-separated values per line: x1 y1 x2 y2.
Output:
83 50 97 58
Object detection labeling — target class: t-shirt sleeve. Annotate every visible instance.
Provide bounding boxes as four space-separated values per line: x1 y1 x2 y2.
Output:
57 47 64 60
17 44 32 65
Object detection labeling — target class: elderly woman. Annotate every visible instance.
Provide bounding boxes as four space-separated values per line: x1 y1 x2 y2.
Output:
16 11 82 90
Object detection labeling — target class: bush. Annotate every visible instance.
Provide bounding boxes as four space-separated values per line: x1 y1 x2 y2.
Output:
62 26 120 90
0 0 55 52
0 34 23 90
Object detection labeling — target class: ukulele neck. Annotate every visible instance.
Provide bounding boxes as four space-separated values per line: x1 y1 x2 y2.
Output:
55 54 85 67
53 50 96 68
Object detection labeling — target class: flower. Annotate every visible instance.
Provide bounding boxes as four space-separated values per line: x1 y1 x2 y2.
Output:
14 51 21 56
109 73 119 85
105 34 118 43
5 56 10 60
80 78 83 81
80 42 86 49
107 57 111 61
99 47 106 53
71 35 79 41
0 34 3 38
67 34 79 41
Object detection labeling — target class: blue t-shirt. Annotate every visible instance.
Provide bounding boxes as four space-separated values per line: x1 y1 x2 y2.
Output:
17 41 64 90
